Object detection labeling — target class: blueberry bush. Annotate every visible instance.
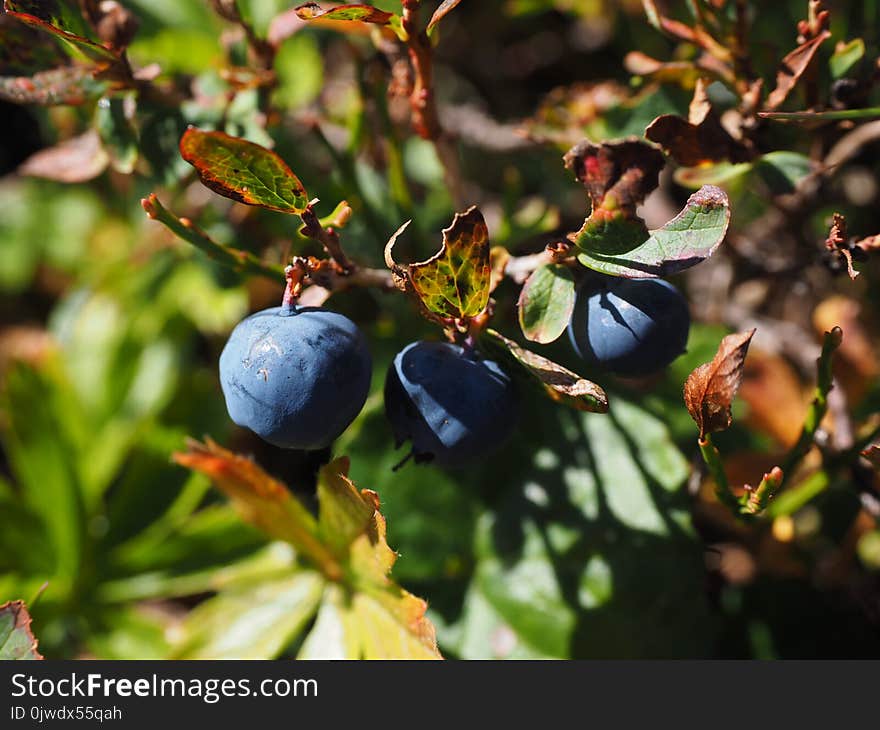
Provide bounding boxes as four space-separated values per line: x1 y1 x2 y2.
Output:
1 0 880 660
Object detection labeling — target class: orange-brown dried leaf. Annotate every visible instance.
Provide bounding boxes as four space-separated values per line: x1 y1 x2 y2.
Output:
765 30 832 111
173 438 341 579
646 78 753 166
684 329 756 439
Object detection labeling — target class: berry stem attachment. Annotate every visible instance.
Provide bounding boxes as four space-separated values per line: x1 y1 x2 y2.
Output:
281 260 308 315
299 202 354 273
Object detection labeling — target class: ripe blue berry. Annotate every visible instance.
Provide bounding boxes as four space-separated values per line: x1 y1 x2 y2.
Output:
568 275 690 376
384 341 518 468
219 306 372 450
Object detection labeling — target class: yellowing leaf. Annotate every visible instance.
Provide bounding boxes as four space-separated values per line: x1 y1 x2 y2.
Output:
386 206 491 321
174 440 442 659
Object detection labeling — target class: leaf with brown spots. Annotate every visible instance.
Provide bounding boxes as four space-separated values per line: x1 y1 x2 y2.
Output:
684 329 756 439
385 207 491 321
0 600 43 660
484 329 608 413
179 128 309 214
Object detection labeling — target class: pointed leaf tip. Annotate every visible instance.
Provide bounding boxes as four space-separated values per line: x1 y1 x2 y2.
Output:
684 329 756 439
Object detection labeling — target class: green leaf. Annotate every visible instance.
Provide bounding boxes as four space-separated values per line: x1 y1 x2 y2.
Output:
298 585 361 659
517 263 576 344
0 67 106 106
179 127 310 214
576 185 730 278
754 151 814 194
4 0 120 63
484 329 608 413
385 207 491 321
317 457 376 558
0 601 43 660
174 571 324 659
830 38 865 79
294 2 406 40
95 96 138 174
460 398 712 658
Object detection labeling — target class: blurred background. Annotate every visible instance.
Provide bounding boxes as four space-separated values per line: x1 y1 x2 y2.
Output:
1 0 880 658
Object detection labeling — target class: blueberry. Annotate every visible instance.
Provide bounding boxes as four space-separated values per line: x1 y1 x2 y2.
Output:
384 341 518 468
219 306 372 450
568 275 690 376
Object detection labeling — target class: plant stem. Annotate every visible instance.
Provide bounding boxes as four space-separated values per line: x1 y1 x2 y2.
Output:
698 435 743 515
401 0 464 207
141 194 285 280
779 327 843 482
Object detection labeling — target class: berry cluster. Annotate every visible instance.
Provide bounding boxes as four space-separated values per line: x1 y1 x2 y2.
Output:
219 271 690 466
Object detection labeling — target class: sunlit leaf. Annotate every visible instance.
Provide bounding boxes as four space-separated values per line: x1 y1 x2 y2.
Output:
294 2 405 40
576 185 730 278
179 127 309 214
385 207 491 321
830 38 865 80
174 441 442 659
517 263 576 344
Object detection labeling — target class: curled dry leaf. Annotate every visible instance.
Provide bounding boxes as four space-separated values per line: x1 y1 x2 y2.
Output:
0 600 43 660
18 129 109 183
646 79 753 167
684 329 757 439
294 3 405 40
385 207 491 321
824 212 859 280
765 29 832 111
564 138 664 216
485 329 608 413
427 0 463 33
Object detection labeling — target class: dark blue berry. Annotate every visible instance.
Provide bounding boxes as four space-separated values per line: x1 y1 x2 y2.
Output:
568 275 690 376
219 306 372 449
